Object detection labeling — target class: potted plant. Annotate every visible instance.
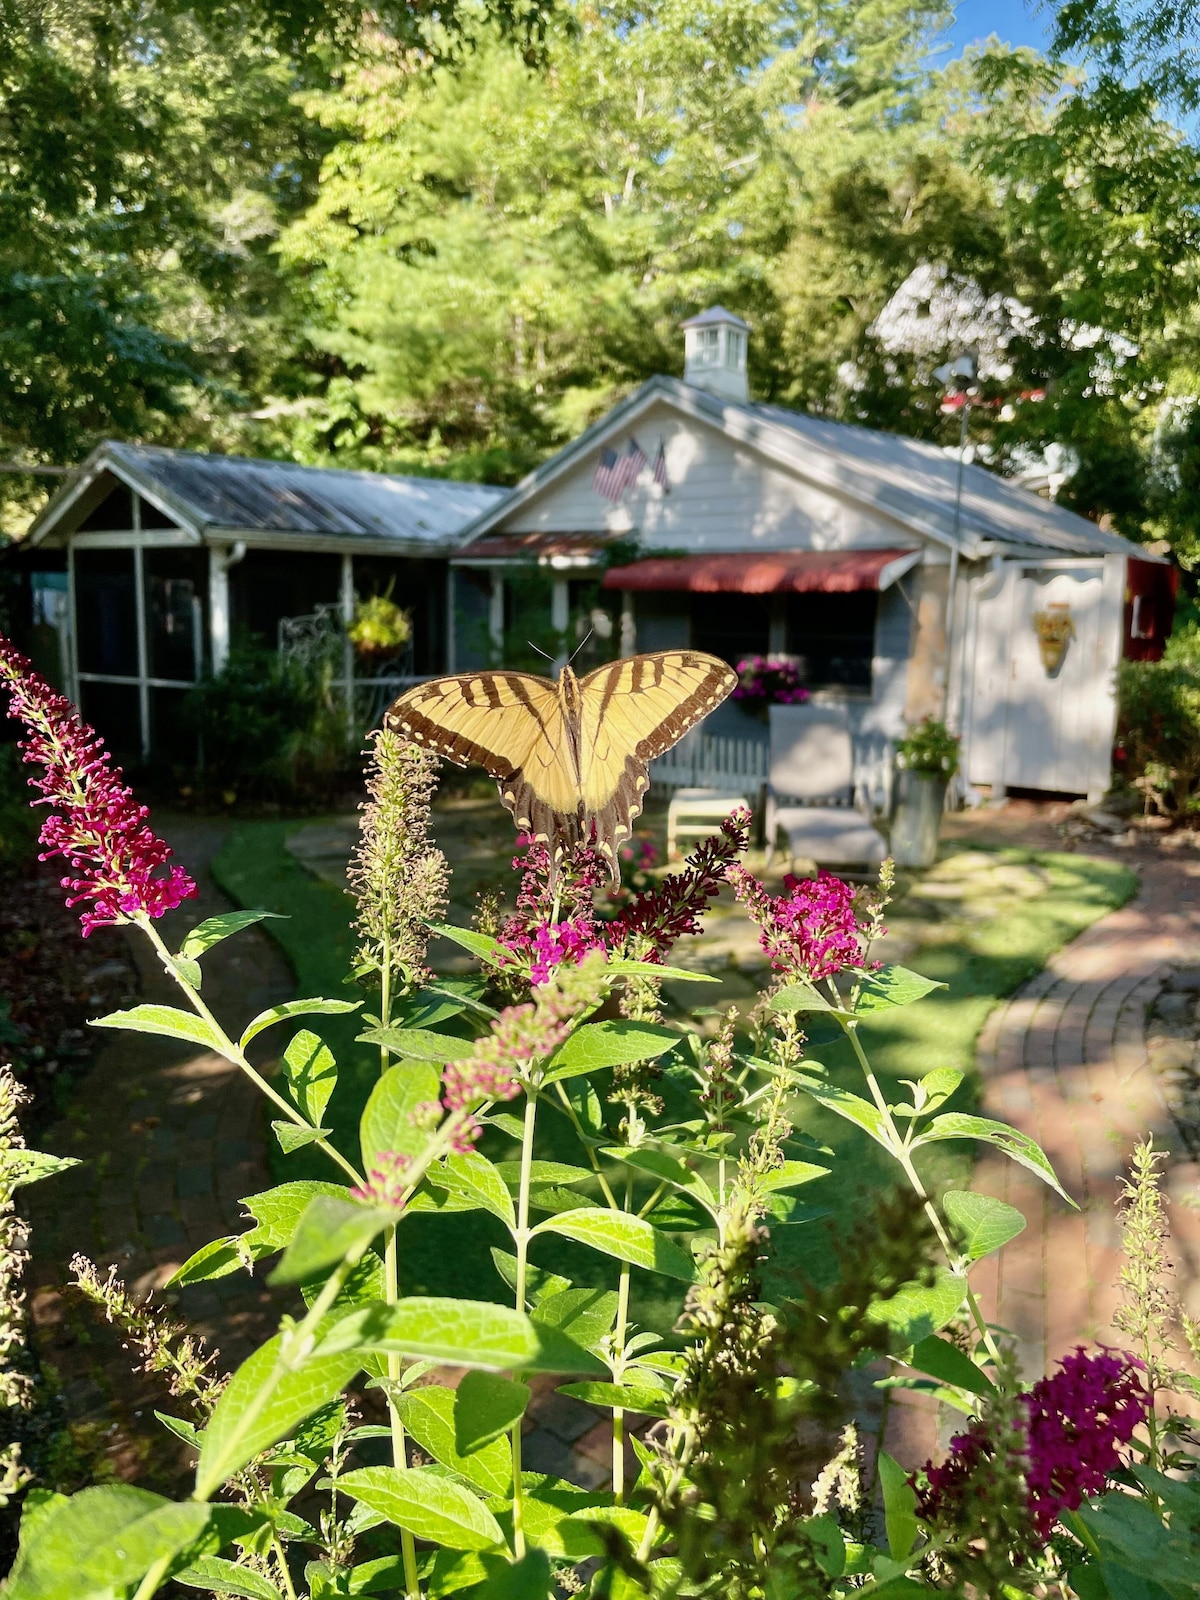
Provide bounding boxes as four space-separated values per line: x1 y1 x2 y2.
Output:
892 716 960 867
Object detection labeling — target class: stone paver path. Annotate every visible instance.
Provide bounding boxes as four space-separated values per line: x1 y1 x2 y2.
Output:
25 818 295 1487
886 850 1200 1461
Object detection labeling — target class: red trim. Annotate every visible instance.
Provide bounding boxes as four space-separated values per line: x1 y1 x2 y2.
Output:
601 547 916 594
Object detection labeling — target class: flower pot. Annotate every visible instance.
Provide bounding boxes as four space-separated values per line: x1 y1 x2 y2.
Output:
891 769 947 868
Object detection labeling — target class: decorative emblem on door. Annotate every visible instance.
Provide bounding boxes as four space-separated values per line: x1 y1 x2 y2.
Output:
1032 602 1076 673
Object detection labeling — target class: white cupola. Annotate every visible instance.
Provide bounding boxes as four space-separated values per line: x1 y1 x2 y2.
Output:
681 305 750 402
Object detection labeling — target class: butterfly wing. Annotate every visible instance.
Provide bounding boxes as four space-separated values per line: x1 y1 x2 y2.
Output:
578 650 737 876
384 672 580 846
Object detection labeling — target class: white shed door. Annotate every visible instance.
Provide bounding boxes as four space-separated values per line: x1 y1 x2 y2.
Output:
1002 567 1109 793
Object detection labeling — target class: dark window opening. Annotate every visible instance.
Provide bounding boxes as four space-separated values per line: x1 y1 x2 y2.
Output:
146 549 206 682
690 593 770 667
78 681 140 762
634 592 691 655
228 551 341 652
77 482 133 532
785 592 877 689
75 549 138 676
353 557 446 675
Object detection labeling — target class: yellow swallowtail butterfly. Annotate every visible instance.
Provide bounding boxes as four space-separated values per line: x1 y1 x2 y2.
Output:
384 650 736 881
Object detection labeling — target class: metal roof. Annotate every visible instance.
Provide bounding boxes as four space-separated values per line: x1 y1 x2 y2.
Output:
457 376 1156 563
680 305 750 331
30 441 508 554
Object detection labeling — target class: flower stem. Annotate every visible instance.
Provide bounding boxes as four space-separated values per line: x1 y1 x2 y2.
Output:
612 1172 634 1502
840 1019 1004 1369
378 943 421 1599
510 1088 539 1558
138 917 363 1186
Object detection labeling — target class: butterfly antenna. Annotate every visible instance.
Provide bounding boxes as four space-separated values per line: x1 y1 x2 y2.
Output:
569 628 594 665
527 641 555 662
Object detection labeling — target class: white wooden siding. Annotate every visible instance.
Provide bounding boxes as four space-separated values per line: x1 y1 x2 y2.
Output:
504 402 923 553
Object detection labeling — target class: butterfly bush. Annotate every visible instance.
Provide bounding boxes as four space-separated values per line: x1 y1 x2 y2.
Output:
732 655 810 710
916 1347 1151 1540
728 865 864 981
0 637 195 935
609 807 751 960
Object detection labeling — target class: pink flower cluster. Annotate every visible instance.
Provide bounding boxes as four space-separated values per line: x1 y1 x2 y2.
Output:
351 1150 411 1209
526 917 607 985
498 836 609 984
728 865 863 981
0 639 196 936
917 1347 1151 1542
732 656 810 710
441 986 581 1142
609 808 751 961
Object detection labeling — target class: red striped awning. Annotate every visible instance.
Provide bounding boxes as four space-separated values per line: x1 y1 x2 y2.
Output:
601 548 920 594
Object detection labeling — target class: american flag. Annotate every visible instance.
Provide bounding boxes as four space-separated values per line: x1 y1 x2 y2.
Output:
653 437 669 492
593 447 624 501
593 437 647 501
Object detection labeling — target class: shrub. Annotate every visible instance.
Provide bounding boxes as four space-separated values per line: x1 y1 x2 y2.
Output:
1 631 1198 1599
182 645 350 802
1116 652 1200 814
895 716 960 779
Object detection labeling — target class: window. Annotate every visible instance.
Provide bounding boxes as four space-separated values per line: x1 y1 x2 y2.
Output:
690 593 770 666
694 327 721 365
145 549 205 681
785 592 877 690
75 549 138 676
727 330 746 371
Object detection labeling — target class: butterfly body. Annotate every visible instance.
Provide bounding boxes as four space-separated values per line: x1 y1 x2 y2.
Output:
384 650 736 881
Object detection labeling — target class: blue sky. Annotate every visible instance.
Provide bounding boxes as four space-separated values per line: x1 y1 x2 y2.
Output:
941 0 1053 56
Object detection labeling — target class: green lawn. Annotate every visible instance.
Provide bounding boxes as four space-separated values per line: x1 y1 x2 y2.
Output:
212 817 1137 1323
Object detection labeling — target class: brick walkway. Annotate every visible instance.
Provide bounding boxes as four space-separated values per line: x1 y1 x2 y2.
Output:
25 819 295 1487
886 849 1200 1461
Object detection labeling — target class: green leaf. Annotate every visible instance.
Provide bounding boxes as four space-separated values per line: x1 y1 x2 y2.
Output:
359 1025 473 1062
907 1336 996 1399
605 959 719 984
942 1191 1027 1261
180 909 286 959
495 1161 593 1190
240 999 360 1051
758 1160 829 1193
771 982 845 1016
856 965 946 1014
432 1152 515 1227
0 1149 81 1192
871 1271 968 1347
543 1020 680 1084
172 955 204 990
532 1207 697 1282
804 1514 846 1579
339 1465 504 1551
558 1382 669 1418
913 1067 964 1114
360 1061 443 1171
917 1115 1075 1205
272 1121 333 1155
196 1327 364 1498
561 1077 605 1137
396 1386 511 1494
282 1030 338 1126
167 1235 245 1288
601 1145 715 1207
531 1289 621 1359
876 1451 918 1563
470 1549 553 1600
269 1195 396 1286
91 1004 223 1051
429 924 508 965
794 1078 890 1147
490 1249 571 1304
335 1296 602 1372
175 1556 284 1599
4 1484 212 1600
155 1411 203 1448
454 1372 530 1456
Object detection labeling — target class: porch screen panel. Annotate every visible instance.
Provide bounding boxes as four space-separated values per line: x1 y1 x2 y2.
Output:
75 549 138 676
150 688 194 763
354 556 446 674
145 549 206 682
229 551 341 651
78 681 140 763
785 592 877 689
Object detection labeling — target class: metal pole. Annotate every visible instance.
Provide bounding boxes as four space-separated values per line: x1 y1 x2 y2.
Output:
944 393 969 729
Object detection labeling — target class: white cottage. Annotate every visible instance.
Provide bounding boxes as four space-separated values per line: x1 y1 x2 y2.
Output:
452 308 1172 803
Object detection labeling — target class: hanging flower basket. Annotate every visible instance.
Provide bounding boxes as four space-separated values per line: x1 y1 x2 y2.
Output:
348 594 412 659
1032 603 1075 673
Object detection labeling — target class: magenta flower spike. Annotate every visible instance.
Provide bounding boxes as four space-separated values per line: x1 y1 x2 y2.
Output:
728 864 864 981
0 638 197 936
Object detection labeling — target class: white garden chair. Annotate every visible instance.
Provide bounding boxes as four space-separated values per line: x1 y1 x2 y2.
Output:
765 703 888 874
